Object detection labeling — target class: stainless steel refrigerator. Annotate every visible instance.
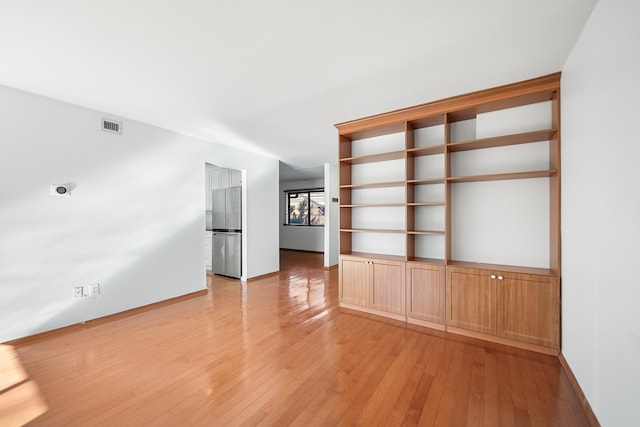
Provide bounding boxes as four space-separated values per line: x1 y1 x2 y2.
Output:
211 187 241 278
212 187 241 231
212 231 241 278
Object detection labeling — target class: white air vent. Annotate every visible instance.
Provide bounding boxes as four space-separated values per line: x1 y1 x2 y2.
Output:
101 118 122 134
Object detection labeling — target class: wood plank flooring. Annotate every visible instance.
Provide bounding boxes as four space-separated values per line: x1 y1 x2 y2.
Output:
1 250 590 426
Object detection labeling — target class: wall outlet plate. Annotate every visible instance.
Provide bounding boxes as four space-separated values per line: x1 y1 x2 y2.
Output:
88 283 100 296
72 286 84 299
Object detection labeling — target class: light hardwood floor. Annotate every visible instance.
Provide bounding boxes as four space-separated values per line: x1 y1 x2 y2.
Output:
1 250 590 426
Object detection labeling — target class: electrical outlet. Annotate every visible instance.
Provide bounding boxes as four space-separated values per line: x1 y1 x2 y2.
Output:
88 283 100 296
72 286 84 299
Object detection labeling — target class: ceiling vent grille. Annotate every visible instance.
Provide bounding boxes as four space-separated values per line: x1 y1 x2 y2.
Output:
101 118 122 134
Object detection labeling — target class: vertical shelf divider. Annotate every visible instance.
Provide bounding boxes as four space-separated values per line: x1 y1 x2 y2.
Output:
444 113 452 265
405 121 415 261
550 90 561 274
339 135 352 255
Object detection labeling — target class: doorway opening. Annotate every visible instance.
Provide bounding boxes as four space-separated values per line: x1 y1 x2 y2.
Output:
205 163 246 280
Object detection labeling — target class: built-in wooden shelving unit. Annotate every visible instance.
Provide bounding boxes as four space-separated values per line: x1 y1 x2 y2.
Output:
336 73 562 355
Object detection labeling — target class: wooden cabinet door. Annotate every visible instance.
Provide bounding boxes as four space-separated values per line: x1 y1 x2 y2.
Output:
498 275 559 348
370 260 405 315
447 269 496 334
407 264 445 324
339 257 368 307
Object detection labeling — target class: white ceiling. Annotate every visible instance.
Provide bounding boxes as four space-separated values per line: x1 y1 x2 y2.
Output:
0 0 597 179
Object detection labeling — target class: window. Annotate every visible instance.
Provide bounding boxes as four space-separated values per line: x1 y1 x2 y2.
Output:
286 189 325 226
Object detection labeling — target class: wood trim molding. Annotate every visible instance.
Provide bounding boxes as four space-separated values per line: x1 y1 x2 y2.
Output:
5 289 208 345
446 326 559 356
339 306 407 329
339 304 407 324
335 72 561 138
406 318 447 332
280 248 323 254
558 353 601 427
247 270 280 282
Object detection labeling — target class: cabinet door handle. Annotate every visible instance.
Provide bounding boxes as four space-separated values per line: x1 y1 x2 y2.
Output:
490 274 497 279
497 275 504 280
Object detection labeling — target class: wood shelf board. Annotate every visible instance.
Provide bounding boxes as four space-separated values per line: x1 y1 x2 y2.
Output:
407 202 445 207
448 129 557 152
340 203 405 208
407 178 445 185
406 257 446 266
340 180 406 189
407 144 446 157
340 228 406 234
340 252 406 262
340 150 405 164
407 230 445 235
340 203 444 207
447 170 557 183
335 73 560 136
446 260 558 277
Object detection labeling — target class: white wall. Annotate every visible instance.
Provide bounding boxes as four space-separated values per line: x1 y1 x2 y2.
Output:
324 163 339 267
561 0 640 425
279 178 325 252
0 85 279 343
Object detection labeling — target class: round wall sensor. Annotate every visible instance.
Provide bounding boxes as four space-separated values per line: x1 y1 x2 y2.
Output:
50 184 72 196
